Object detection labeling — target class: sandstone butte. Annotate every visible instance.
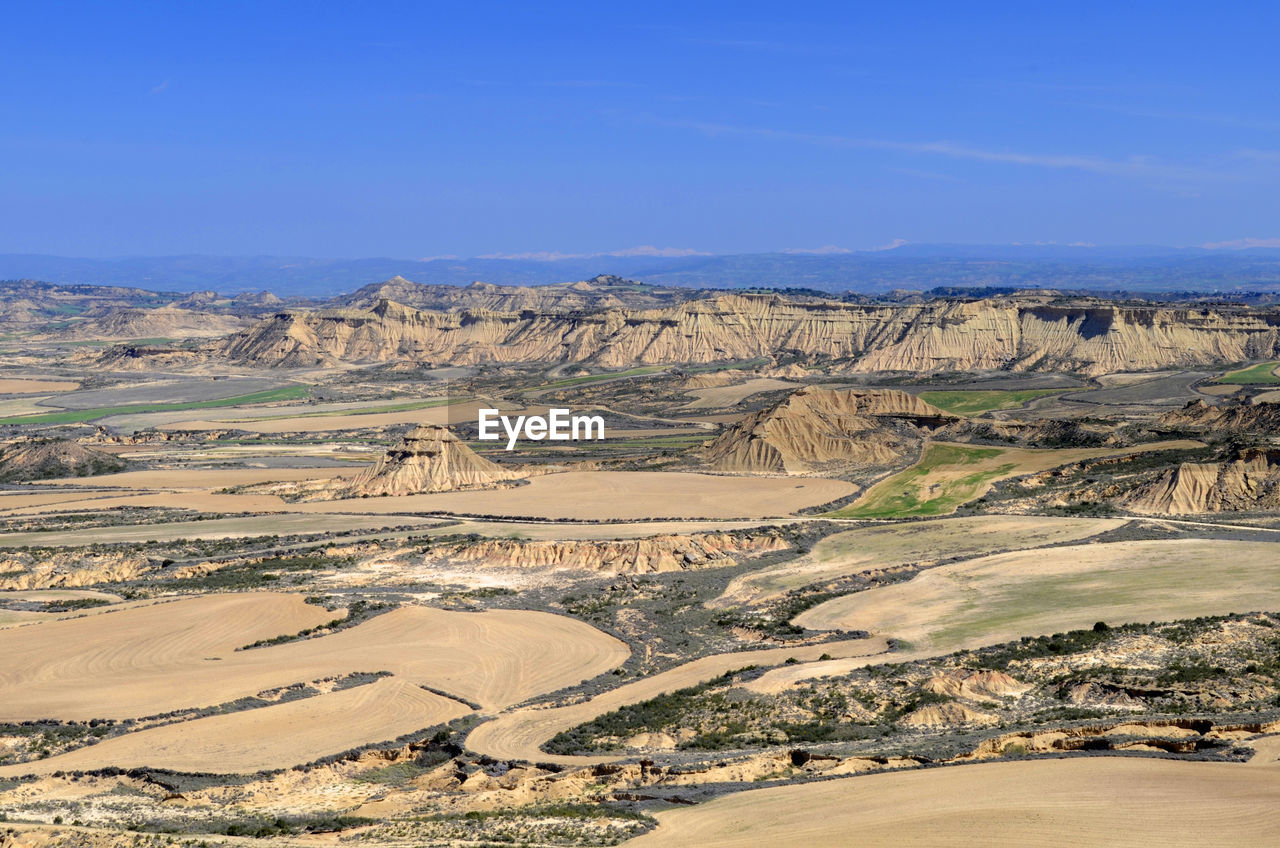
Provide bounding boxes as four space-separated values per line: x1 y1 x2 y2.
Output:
1121 446 1280 515
214 292 1280 375
342 423 522 496
701 386 957 474
0 438 126 482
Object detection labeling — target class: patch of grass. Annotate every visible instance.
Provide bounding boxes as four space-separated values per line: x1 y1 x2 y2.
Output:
0 385 310 425
918 389 1062 416
1214 361 1280 385
827 444 1013 518
537 366 666 390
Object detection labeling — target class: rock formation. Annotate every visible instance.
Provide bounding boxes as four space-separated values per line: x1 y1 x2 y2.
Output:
435 531 789 573
343 424 521 496
701 387 957 474
1156 398 1280 436
1119 447 1280 515
0 438 126 482
216 293 1280 375
337 275 700 312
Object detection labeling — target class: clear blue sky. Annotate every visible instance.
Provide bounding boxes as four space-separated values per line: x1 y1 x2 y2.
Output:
3 1 1279 258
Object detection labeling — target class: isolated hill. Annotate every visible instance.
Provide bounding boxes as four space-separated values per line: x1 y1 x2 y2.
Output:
1156 398 1280 435
343 424 521 496
216 293 1280 376
338 275 701 312
0 439 125 482
1120 447 1280 514
701 387 957 474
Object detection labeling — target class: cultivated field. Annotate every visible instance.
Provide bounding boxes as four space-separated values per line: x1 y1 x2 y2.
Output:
624 756 1280 848
679 377 797 409
828 440 1200 518
0 677 470 776
717 515 1127 605
796 538 1280 649
294 471 857 520
0 597 629 721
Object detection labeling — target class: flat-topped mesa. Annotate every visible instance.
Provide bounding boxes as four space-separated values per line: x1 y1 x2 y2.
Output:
215 293 1280 375
1120 447 1280 515
344 424 522 496
702 387 958 475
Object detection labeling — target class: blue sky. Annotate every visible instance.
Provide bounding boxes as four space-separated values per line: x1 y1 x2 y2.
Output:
3 1 1279 257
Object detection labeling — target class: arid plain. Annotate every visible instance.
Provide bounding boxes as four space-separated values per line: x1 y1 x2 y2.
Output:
1 277 1279 847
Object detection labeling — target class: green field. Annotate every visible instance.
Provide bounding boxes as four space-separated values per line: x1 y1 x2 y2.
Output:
0 385 310 425
535 366 667 390
918 388 1062 415
826 444 1015 518
233 396 469 421
1214 361 1280 385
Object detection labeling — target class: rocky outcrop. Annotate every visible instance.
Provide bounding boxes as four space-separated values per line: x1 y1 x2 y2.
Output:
1156 398 1280 436
436 531 789 573
701 387 957 474
338 275 700 312
343 424 521 496
38 306 247 340
0 438 125 482
1119 447 1280 514
217 293 1280 375
959 416 1124 448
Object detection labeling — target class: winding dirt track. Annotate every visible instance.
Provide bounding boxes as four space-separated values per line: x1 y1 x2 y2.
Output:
623 756 1280 848
465 637 891 765
0 678 470 776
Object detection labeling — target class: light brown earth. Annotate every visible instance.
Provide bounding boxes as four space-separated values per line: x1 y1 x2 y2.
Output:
0 678 470 776
623 756 1280 848
340 424 522 496
465 637 892 765
0 597 628 720
290 471 857 520
0 514 441 547
795 539 1280 650
32 467 350 490
1121 447 1280 514
679 377 797 409
717 515 1127 606
0 379 79 394
702 387 955 474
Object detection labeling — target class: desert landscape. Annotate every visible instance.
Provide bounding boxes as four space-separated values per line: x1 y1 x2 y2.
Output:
4 6 1280 844
0 272 1278 848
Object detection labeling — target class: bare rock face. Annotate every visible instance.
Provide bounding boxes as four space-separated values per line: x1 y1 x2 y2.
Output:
701 387 957 475
0 438 125 482
1120 447 1280 514
344 424 522 496
1157 398 1280 435
217 293 1280 375
436 531 789 574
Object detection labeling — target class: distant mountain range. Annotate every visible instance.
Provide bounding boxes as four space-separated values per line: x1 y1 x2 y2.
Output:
4 245 1280 297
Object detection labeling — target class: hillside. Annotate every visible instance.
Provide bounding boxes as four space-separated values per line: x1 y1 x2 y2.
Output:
38 306 249 341
1120 446 1280 514
1156 398 1280 435
216 293 1280 375
342 424 521 496
338 275 701 312
0 438 126 482
701 387 957 474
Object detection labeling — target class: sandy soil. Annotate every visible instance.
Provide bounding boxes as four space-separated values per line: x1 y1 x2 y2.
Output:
0 599 628 720
624 756 1280 847
32 467 350 490
465 637 891 765
0 379 79 394
0 678 470 776
717 515 1127 606
0 514 440 547
796 538 1280 650
292 471 856 520
680 378 797 410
